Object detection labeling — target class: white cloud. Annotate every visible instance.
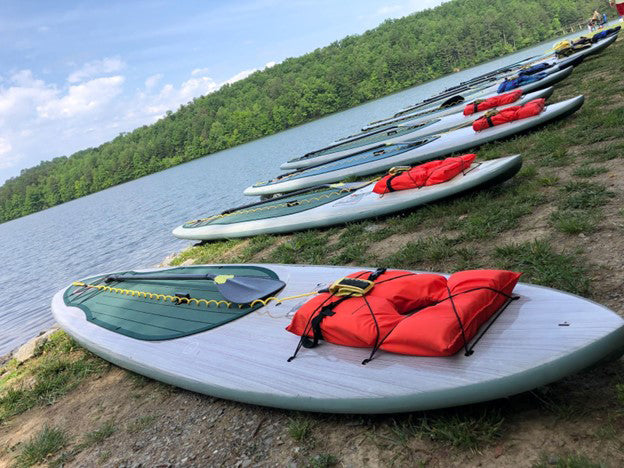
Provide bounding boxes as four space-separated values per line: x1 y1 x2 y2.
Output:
139 75 220 118
221 61 277 87
360 0 448 22
136 64 277 122
0 138 19 170
68 57 124 83
0 58 278 182
0 70 56 121
0 137 11 155
224 68 257 85
144 73 163 90
0 154 20 171
11 69 41 87
179 76 220 99
37 76 124 119
191 67 211 76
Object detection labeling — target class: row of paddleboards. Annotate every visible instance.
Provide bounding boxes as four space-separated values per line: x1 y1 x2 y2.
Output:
173 33 617 241
51 29 624 415
390 33 615 117
175 94 584 239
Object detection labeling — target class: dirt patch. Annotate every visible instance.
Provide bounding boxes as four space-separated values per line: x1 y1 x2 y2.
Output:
567 137 624 157
3 360 623 467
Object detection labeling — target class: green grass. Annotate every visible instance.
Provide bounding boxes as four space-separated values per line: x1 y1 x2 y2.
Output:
594 421 617 441
43 422 114 468
169 238 242 265
272 231 331 264
0 331 108 423
558 182 613 210
288 415 314 442
14 426 67 467
530 386 588 421
0 359 22 387
591 140 624 162
80 420 116 447
98 450 112 463
389 409 504 451
537 174 559 187
240 234 277 258
550 209 600 235
380 235 458 269
308 453 339 468
494 240 589 295
615 383 624 407
418 411 504 450
548 181 612 235
572 165 608 178
534 453 605 468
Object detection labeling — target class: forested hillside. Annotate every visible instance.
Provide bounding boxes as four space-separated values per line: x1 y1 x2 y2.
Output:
0 0 608 222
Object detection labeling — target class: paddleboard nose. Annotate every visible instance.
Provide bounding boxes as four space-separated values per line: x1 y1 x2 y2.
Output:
172 225 190 239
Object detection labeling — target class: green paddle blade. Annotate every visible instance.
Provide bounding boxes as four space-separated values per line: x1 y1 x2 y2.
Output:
104 273 286 304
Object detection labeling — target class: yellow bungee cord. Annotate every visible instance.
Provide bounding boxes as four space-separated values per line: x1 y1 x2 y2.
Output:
71 281 319 316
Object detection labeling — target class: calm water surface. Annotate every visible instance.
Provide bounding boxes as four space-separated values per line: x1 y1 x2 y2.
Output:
0 31 596 355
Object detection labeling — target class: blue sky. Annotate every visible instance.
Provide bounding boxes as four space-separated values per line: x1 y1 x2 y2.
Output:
0 0 446 184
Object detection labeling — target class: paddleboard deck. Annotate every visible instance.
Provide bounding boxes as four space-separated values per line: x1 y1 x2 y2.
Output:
174 155 522 240
52 264 624 414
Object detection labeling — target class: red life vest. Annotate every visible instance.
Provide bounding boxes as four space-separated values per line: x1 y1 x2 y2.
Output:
372 154 476 195
463 89 523 116
286 269 521 359
472 98 546 132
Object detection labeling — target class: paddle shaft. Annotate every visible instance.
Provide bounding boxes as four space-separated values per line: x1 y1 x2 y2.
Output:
106 273 220 282
103 272 286 304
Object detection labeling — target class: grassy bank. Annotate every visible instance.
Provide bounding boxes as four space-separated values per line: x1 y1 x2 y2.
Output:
1 36 623 467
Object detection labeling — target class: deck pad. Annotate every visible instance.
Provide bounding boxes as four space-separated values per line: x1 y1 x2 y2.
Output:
185 183 369 228
63 265 279 341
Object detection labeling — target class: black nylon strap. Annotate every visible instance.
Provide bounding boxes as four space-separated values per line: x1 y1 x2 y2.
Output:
384 172 404 193
288 294 353 361
367 268 387 281
302 306 336 348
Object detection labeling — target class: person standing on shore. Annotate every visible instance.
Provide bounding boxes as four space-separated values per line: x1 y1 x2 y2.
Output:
611 0 624 22
588 10 601 31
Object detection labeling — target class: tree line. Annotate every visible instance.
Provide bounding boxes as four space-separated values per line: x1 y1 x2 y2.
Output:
0 0 611 223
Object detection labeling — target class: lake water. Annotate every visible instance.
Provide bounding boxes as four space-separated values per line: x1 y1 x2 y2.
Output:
0 28 605 356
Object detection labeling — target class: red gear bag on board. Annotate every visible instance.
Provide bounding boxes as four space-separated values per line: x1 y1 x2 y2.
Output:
472 98 546 132
372 154 476 195
286 269 521 358
463 89 523 116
